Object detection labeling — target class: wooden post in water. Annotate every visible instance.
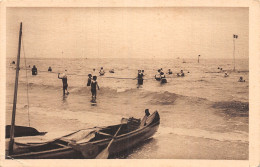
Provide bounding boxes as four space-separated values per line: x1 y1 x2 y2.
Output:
9 22 22 155
233 34 238 71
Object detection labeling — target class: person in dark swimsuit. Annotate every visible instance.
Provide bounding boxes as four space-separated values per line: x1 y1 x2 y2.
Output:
238 76 245 82
155 69 161 81
87 74 92 86
177 70 185 77
91 76 99 102
160 72 167 83
48 66 52 72
180 70 184 77
32 65 38 75
58 71 69 95
137 70 144 88
168 69 173 74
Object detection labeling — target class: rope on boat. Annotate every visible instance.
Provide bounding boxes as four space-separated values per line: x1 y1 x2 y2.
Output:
22 37 31 127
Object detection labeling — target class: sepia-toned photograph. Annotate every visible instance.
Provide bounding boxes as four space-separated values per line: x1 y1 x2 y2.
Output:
3 5 251 162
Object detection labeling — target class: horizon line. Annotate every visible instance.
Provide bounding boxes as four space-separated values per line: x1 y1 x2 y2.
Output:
6 57 248 60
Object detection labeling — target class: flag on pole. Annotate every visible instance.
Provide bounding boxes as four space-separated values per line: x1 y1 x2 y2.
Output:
233 34 238 38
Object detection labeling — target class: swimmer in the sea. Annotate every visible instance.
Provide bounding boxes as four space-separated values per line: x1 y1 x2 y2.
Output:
99 67 105 76
91 76 100 102
155 69 161 81
160 72 167 83
141 70 145 76
238 76 245 82
32 65 38 75
167 69 173 74
58 70 69 95
177 70 185 77
48 66 52 72
137 70 144 88
87 74 92 86
224 72 229 77
109 69 115 73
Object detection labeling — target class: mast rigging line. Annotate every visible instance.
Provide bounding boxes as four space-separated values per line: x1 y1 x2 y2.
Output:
21 36 31 127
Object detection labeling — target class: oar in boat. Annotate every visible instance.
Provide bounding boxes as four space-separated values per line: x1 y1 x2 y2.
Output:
96 118 128 159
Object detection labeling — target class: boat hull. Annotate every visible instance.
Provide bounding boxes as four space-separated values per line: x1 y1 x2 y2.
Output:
108 122 159 156
7 111 160 159
78 111 160 158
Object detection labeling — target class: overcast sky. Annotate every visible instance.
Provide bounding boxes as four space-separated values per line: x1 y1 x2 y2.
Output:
7 7 248 59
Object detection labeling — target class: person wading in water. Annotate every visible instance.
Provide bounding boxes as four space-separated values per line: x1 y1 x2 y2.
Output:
91 76 100 102
87 74 92 86
32 65 38 75
136 70 144 88
58 70 69 95
48 66 52 72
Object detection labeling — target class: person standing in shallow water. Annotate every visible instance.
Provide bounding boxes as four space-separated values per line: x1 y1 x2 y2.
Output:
87 74 92 86
238 76 245 82
58 70 69 95
137 70 144 88
32 65 38 75
91 76 100 102
48 66 52 72
99 67 105 76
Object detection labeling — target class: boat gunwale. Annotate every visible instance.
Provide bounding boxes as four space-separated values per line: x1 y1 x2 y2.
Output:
86 120 160 145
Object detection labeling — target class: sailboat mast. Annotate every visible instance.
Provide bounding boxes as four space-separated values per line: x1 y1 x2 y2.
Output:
233 37 236 71
9 22 23 155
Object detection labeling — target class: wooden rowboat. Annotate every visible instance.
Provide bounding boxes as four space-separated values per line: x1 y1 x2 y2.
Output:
6 111 160 159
